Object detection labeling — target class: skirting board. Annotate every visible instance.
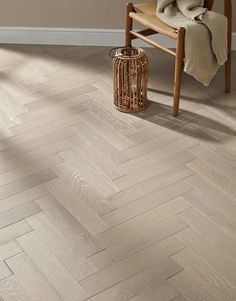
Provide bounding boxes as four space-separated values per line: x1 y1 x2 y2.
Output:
0 27 235 50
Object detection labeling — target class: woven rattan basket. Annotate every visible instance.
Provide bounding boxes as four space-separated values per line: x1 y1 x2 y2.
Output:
113 47 149 112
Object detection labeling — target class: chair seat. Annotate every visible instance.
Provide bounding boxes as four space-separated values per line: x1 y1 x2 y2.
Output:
131 2 178 39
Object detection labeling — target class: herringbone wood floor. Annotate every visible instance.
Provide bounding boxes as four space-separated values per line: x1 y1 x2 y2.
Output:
0 44 236 301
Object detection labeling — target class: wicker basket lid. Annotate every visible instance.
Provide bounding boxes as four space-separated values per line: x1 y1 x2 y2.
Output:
115 47 145 60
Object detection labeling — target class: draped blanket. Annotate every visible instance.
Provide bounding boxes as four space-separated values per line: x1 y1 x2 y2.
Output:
156 0 228 86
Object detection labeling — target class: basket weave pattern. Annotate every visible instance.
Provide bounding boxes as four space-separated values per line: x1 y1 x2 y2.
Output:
113 48 149 112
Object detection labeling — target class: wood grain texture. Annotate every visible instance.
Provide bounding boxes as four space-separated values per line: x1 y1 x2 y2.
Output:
0 141 70 174
0 169 57 201
89 216 188 270
0 221 32 245
169 270 218 301
172 248 236 301
183 188 236 240
128 282 179 301
102 180 192 226
35 194 102 256
0 127 76 162
0 262 12 281
81 237 184 296
58 149 119 197
108 166 193 208
0 201 41 230
0 185 48 214
26 212 98 280
86 257 183 301
16 231 88 301
96 197 190 248
0 241 22 261
6 253 62 301
175 228 236 287
0 45 235 300
187 158 236 199
46 177 109 235
113 151 195 190
179 208 236 259
0 275 33 301
119 137 198 173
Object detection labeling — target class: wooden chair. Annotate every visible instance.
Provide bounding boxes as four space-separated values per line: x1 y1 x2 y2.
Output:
125 0 232 116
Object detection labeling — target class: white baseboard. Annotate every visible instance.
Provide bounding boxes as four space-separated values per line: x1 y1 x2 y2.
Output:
0 27 235 50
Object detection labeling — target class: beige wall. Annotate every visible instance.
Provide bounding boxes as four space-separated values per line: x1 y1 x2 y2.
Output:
0 0 235 31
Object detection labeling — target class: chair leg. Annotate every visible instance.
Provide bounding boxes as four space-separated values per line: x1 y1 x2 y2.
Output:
225 0 232 94
125 3 134 47
173 27 185 117
225 55 231 94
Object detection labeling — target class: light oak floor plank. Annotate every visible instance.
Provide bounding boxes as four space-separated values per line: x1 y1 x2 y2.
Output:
58 149 119 197
189 144 236 181
127 123 166 143
127 282 179 301
0 127 76 160
183 188 236 239
0 154 63 186
0 115 80 151
113 151 195 191
86 257 183 301
50 162 115 216
172 248 236 301
187 158 236 199
124 131 184 159
0 201 41 230
0 241 23 261
89 216 188 270
184 173 236 220
35 194 102 256
71 122 130 164
26 212 98 280
26 81 97 111
96 197 190 248
119 137 198 173
0 46 235 301
46 177 109 235
0 221 32 245
175 228 236 287
6 253 63 301
0 275 33 301
170 296 190 301
0 169 57 201
68 124 126 179
168 270 218 301
15 94 89 124
0 185 48 214
179 208 236 259
81 236 184 296
0 261 12 280
0 140 71 173
77 111 134 151
17 231 88 301
102 180 192 226
80 91 139 136
108 166 193 208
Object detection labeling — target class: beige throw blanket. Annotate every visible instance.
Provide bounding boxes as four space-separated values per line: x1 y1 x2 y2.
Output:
156 0 228 86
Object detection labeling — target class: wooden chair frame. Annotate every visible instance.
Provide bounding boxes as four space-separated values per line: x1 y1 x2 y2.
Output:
125 0 232 116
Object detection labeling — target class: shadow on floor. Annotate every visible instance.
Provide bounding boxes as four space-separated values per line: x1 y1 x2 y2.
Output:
131 100 236 142
148 87 236 108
